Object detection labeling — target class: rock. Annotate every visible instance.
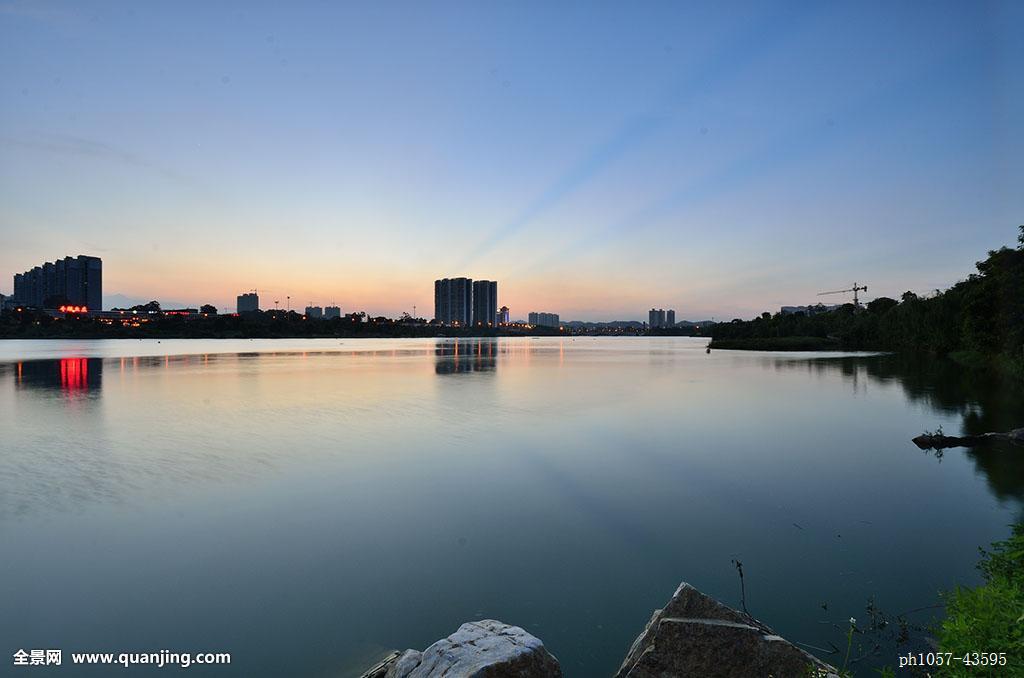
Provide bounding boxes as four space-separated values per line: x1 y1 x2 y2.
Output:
366 619 562 678
362 651 401 678
616 582 839 678
386 650 423 677
912 427 1024 450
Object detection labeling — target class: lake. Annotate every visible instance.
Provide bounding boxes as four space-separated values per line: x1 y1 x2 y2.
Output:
1 337 1021 676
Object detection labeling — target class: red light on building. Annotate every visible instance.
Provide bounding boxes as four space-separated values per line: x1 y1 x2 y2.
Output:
58 305 88 314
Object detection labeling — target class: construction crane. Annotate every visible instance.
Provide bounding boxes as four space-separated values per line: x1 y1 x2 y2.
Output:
818 283 868 306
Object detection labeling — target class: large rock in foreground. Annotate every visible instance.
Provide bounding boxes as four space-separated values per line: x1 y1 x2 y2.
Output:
363 619 562 678
616 582 838 678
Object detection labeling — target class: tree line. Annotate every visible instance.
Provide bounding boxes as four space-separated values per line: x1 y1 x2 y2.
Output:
711 226 1024 363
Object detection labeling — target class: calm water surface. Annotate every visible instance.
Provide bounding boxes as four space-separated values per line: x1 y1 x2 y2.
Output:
2 338 1022 676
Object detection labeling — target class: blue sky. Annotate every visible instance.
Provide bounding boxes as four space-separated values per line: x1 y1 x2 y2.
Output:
1 0 1021 319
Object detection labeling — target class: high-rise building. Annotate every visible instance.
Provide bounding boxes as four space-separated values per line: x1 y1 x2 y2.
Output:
496 306 510 325
305 305 323 319
472 280 498 327
528 312 559 328
434 277 473 325
43 262 55 304
324 305 341 319
648 308 676 328
237 292 260 313
11 255 102 309
82 256 102 310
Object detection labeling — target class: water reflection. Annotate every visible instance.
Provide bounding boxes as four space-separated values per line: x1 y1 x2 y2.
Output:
434 340 498 375
774 354 1024 503
2 341 1022 678
8 357 104 395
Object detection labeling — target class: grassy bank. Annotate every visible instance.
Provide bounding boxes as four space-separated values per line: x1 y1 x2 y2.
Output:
948 350 1024 379
938 523 1024 676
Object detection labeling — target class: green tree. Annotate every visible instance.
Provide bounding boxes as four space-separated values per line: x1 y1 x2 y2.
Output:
867 297 898 315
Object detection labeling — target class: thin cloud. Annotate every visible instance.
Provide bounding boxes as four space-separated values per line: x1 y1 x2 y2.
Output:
453 4 819 273
1 132 208 191
0 1 78 23
518 19 983 280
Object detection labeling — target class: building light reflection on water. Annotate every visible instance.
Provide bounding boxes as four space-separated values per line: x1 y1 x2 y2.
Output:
10 357 102 396
434 340 498 375
59 357 89 392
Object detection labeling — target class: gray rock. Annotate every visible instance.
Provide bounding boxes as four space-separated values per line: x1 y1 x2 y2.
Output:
362 651 401 678
373 619 562 678
616 582 839 678
385 650 423 678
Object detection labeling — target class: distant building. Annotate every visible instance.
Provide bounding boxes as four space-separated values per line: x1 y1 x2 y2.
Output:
237 292 260 313
496 305 510 325
649 308 666 328
780 304 839 316
11 255 102 310
434 277 473 326
324 305 341 319
305 305 323 319
472 280 498 327
529 311 559 328
647 308 676 328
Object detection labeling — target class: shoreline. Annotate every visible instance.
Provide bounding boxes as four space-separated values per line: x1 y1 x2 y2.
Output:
708 336 843 351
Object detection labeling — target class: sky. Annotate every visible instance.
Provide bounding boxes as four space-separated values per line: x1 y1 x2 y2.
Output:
1 1 1022 320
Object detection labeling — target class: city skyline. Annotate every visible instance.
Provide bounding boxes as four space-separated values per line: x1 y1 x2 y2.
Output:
2 2 1022 320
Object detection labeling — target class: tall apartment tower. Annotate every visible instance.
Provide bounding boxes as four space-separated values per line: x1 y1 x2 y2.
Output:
666 309 676 327
81 256 102 310
472 280 498 327
649 308 667 328
11 254 102 309
434 277 473 326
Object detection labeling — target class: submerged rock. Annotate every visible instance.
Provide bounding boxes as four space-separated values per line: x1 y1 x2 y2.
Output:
912 427 1024 450
364 619 562 678
616 582 839 678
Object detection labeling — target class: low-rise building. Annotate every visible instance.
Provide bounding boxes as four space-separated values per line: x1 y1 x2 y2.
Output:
237 292 260 313
529 311 560 328
780 304 839 316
